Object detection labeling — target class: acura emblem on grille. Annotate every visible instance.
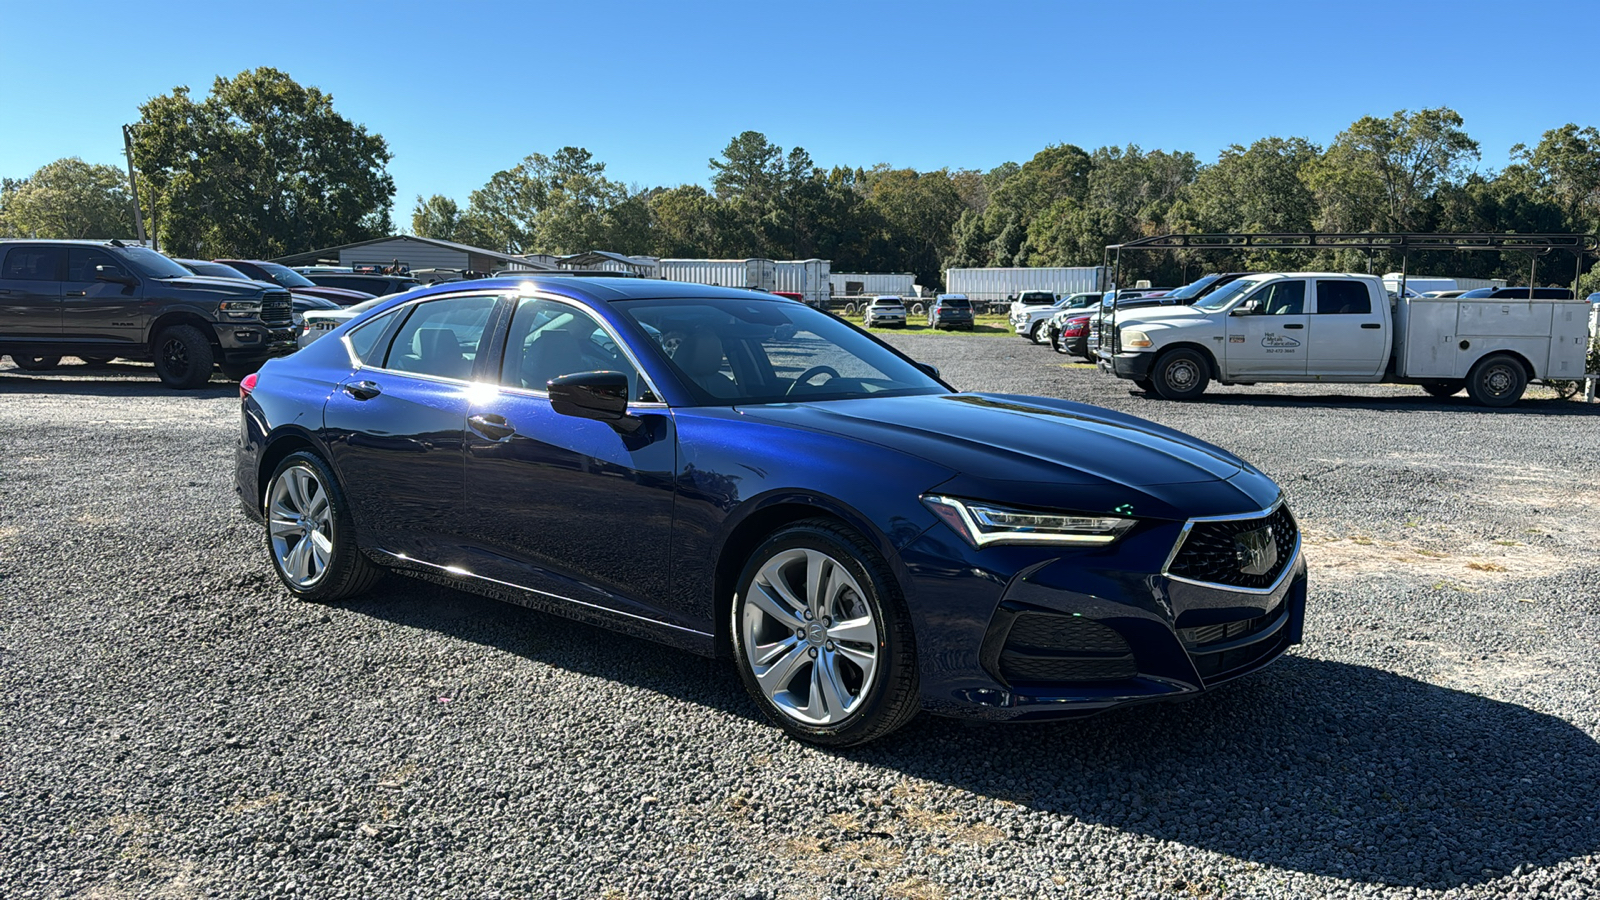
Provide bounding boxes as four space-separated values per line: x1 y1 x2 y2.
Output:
1234 526 1277 576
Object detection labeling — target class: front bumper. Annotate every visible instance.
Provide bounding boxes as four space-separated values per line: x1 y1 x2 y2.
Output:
900 507 1307 721
215 323 298 364
1098 351 1154 381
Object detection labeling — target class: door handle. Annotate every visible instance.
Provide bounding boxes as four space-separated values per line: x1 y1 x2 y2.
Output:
1360 323 1381 329
468 413 517 441
1282 323 1304 329
342 380 382 400
65 290 86 297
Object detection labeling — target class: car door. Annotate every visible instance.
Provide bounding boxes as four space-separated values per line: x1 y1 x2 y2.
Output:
321 292 501 558
63 247 144 345
0 244 65 339
460 294 682 628
1224 279 1308 376
1305 278 1387 377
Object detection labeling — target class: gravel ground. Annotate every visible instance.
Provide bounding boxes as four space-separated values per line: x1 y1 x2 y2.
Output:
1 348 1597 900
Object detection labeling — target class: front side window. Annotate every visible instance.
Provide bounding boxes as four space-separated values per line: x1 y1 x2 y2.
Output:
618 297 943 405
500 297 647 400
381 295 497 380
1248 280 1305 315
1316 280 1371 315
67 247 127 282
2 246 64 281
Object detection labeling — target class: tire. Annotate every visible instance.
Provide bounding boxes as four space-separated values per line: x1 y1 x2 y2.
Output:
10 354 62 371
220 362 259 381
1466 354 1527 407
264 451 384 602
79 356 115 366
731 518 919 747
1421 381 1463 399
152 325 215 389
844 302 859 315
1150 348 1211 400
909 302 925 317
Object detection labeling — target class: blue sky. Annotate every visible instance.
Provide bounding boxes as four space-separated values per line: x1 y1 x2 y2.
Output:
3 0 1594 225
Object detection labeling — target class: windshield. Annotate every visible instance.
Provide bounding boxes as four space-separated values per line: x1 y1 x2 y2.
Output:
1018 292 1054 304
188 261 248 279
940 296 970 307
617 297 944 405
1161 274 1223 301
256 262 317 289
122 248 196 280
1192 279 1263 311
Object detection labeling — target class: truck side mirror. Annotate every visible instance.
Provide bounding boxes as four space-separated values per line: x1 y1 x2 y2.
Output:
95 265 136 286
1230 301 1259 317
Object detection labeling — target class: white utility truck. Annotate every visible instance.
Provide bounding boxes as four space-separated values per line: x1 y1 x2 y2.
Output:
1096 272 1589 406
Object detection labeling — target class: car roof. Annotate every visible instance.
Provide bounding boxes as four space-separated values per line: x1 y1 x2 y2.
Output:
383 275 793 306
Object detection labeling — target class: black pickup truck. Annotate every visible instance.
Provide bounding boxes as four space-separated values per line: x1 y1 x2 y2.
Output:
0 240 296 388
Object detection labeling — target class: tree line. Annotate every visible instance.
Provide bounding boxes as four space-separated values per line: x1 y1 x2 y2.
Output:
2 69 1597 291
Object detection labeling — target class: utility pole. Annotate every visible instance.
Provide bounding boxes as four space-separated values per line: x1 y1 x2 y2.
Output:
121 125 148 247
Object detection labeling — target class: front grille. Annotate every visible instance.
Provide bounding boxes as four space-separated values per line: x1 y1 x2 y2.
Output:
1190 623 1288 680
259 292 293 327
1167 503 1298 590
998 611 1136 685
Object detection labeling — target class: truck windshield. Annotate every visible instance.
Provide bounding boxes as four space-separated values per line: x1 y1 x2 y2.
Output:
123 248 196 280
1161 274 1223 301
1191 279 1261 312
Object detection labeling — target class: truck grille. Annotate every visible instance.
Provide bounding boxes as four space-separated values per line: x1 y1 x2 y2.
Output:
260 292 293 327
998 611 1136 685
1167 504 1298 590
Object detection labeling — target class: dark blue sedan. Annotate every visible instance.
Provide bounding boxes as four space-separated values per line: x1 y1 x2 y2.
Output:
236 277 1306 745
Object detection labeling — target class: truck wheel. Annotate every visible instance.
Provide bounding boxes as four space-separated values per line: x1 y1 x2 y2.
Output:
910 302 925 317
10 354 62 371
1466 355 1527 407
153 325 215 389
843 302 859 315
1151 349 1210 401
1421 381 1463 399
220 362 259 381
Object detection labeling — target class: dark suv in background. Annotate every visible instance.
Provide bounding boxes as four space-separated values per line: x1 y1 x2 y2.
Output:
0 240 296 387
214 259 374 306
295 271 418 297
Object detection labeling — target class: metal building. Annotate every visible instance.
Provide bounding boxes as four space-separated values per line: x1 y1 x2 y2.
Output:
274 235 552 273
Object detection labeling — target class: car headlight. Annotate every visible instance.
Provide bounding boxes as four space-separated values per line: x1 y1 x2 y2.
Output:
921 495 1135 548
1120 329 1153 349
220 300 262 319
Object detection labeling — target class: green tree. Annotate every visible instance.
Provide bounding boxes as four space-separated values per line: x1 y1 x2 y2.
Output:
411 194 462 240
649 184 728 257
1305 107 1479 233
861 166 964 286
1165 137 1322 272
464 147 639 254
1507 124 1600 232
0 158 135 239
978 144 1093 266
132 67 394 257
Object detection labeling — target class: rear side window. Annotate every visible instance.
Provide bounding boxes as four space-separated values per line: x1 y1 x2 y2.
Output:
1316 281 1372 315
2 246 63 280
346 308 403 363
382 295 497 380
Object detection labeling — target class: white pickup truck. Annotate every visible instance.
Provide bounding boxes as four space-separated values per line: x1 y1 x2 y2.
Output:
1097 272 1590 406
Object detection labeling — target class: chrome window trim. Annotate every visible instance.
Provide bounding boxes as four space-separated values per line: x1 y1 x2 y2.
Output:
500 291 667 405
338 290 503 371
375 549 711 637
1159 495 1302 596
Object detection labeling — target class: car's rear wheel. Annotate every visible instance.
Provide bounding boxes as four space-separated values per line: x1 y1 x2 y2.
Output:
265 451 383 602
1150 348 1211 400
1466 354 1527 407
10 354 62 371
732 519 918 746
153 325 215 389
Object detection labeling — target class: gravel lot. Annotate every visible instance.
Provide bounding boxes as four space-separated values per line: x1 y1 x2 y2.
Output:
2 345 1597 900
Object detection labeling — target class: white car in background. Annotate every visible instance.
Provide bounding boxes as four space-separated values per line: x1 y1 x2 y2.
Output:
298 296 385 348
862 295 908 328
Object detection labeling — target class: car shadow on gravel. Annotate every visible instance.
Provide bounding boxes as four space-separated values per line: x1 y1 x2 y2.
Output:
1135 389 1598 416
859 654 1600 890
0 367 239 397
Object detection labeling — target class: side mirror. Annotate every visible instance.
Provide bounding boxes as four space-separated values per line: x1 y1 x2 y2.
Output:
548 370 640 433
1230 301 1259 317
95 265 135 286
915 362 941 380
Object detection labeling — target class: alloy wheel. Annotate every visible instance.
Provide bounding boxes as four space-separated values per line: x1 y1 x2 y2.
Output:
161 338 191 379
268 464 334 588
740 547 879 726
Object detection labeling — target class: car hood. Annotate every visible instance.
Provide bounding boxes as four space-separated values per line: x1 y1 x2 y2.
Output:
295 285 375 303
735 393 1278 520
157 275 280 298
1110 305 1216 327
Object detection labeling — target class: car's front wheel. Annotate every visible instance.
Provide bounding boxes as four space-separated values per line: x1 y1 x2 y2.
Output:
1150 348 1211 400
732 519 919 746
265 451 383 602
153 325 215 389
